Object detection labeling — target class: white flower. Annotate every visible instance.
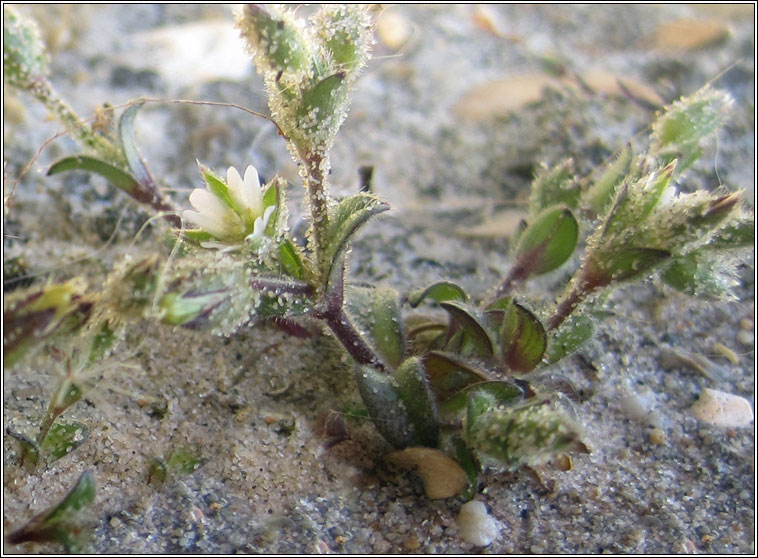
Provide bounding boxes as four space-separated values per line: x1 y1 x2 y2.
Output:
183 164 276 247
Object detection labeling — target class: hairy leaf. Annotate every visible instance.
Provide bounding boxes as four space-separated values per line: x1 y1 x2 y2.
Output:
395 357 439 447
345 285 405 368
423 351 494 401
407 281 468 308
439 301 494 357
48 155 139 198
7 470 95 553
545 313 595 364
500 300 547 374
514 205 579 277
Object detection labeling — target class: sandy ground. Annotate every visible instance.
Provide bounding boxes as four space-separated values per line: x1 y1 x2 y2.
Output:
3 4 755 554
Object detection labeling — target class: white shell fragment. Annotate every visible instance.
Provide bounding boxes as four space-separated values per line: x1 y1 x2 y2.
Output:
457 500 502 547
690 388 754 428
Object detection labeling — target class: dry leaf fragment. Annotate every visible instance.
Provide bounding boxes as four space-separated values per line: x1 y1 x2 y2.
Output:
454 74 562 121
386 447 467 499
652 18 730 51
455 209 528 239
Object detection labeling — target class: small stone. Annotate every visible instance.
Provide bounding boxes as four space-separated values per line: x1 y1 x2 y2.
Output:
402 533 420 551
553 453 573 471
649 427 666 446
739 318 753 331
690 388 754 428
457 500 501 547
736 329 753 347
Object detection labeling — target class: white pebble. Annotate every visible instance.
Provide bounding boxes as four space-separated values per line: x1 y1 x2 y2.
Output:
690 388 754 428
618 389 656 421
457 501 502 547
736 329 753 347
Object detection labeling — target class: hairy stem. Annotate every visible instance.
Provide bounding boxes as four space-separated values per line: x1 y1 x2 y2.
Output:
312 260 387 372
33 78 126 166
300 149 330 268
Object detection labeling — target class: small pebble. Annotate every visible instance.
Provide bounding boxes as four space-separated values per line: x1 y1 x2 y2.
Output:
690 388 754 428
457 501 501 547
402 533 420 551
739 318 753 331
649 427 666 446
736 329 753 347
618 388 656 421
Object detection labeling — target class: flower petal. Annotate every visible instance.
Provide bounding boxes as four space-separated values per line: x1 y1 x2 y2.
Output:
226 166 250 215
183 210 230 240
189 188 228 219
242 165 264 216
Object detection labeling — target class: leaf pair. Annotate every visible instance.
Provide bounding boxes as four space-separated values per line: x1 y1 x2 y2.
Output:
433 298 548 375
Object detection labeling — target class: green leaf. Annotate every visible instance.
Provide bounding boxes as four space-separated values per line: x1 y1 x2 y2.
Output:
440 381 525 421
451 437 480 502
48 155 140 199
118 102 154 189
394 357 439 447
8 470 96 553
88 321 116 365
323 193 389 287
277 239 305 279
545 313 595 364
295 72 347 137
197 163 235 209
345 285 405 368
239 5 311 76
651 86 732 173
529 159 580 216
407 281 468 308
513 205 579 277
423 351 494 401
661 251 739 299
707 216 755 249
3 5 49 88
500 300 547 374
354 364 414 449
465 391 496 443
439 301 494 357
40 422 89 461
6 428 39 466
464 399 586 471
589 246 671 285
584 145 634 217
167 447 203 476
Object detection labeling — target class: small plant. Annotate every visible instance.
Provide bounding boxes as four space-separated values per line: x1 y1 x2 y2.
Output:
3 3 753 534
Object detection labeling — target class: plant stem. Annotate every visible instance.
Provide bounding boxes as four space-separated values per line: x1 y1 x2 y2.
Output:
320 307 387 372
547 262 607 331
312 260 387 372
299 149 330 267
546 285 586 331
33 78 126 167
